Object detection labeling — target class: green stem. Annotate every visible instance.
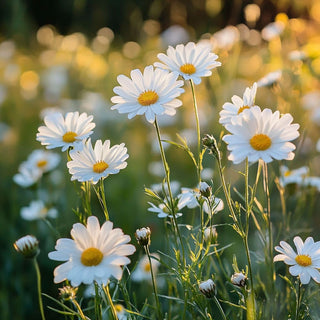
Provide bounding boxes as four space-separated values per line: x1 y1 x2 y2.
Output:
99 179 110 221
33 258 46 320
93 180 110 221
145 246 162 319
154 117 185 264
295 281 302 320
244 159 256 320
262 162 275 306
72 299 88 320
103 284 118 319
212 296 227 320
189 79 202 183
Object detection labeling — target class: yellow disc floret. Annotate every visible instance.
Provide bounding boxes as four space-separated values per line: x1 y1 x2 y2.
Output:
63 131 77 143
37 160 48 168
93 161 109 173
138 90 159 106
81 247 103 266
180 63 196 75
250 133 272 151
295 254 312 267
144 262 151 272
237 105 250 114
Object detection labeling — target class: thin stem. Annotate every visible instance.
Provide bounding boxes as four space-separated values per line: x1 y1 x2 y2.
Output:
103 284 118 319
216 153 240 232
212 296 227 320
33 258 46 320
99 179 110 221
244 159 256 320
145 246 163 320
154 117 185 264
93 180 110 221
262 162 276 302
72 299 88 320
189 79 201 183
295 281 302 320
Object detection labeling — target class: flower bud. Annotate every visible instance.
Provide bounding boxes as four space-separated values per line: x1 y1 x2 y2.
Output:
199 181 212 198
59 286 78 301
199 278 216 298
14 235 39 258
204 226 217 242
202 134 220 159
231 272 247 287
135 227 151 246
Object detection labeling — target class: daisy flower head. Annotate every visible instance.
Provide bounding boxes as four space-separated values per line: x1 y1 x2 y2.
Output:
48 216 136 286
67 139 128 184
25 149 60 174
256 70 282 87
274 236 320 284
219 82 257 126
20 200 58 221
148 201 182 219
13 163 42 187
279 165 309 187
131 253 160 282
111 65 184 123
36 111 95 151
154 42 221 85
222 106 300 164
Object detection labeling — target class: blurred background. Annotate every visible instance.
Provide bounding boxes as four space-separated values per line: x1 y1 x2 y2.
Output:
1 0 320 319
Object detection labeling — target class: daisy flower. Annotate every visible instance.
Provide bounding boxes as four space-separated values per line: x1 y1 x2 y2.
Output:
279 165 309 187
147 201 182 219
20 200 58 221
219 83 257 126
256 70 282 87
131 253 160 282
36 111 95 151
67 139 128 184
177 187 224 215
24 149 60 174
13 163 42 187
222 106 300 164
154 42 221 85
274 236 320 284
111 65 184 123
48 215 136 286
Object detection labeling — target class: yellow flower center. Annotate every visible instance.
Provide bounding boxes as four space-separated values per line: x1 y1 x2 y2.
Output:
295 254 312 267
237 105 250 114
137 90 159 106
180 63 196 75
63 131 77 143
81 247 103 266
284 170 292 177
144 262 151 272
250 134 272 151
93 161 109 173
114 304 124 313
37 160 48 168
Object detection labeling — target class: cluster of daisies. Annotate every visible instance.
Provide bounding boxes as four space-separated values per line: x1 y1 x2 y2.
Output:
13 40 320 320
219 82 300 164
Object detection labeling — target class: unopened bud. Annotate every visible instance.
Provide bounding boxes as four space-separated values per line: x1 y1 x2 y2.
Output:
204 226 217 242
199 278 216 298
202 134 220 159
231 272 247 287
59 286 78 301
199 181 212 198
135 227 151 246
14 235 39 259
